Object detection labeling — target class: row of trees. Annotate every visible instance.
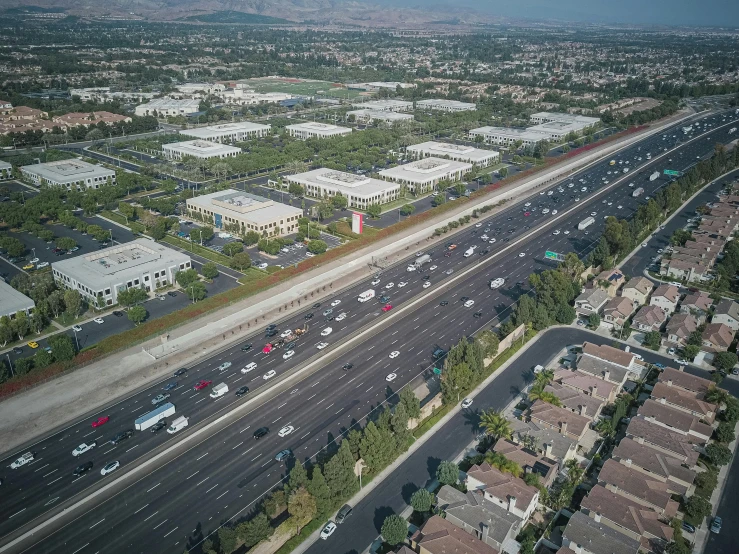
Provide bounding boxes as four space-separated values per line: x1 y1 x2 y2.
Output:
440 331 500 406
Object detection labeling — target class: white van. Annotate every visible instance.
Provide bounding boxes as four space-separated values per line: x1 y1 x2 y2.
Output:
210 383 229 398
167 416 189 434
241 362 257 374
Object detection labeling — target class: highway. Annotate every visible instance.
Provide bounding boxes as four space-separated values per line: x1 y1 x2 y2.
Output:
1 109 737 553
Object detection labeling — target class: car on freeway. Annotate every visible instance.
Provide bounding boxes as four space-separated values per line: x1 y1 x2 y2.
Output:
321 522 337 540
518 253 525 258
278 425 295 437
331 299 341 307
423 281 431 289
321 327 333 336
27 341 38 349
464 300 475 308
91 416 110 428
150 420 167 433
552 230 560 235
371 278 381 286
194 380 212 391
253 427 269 439
173 367 188 377
241 344 253 352
440 300 449 306
711 516 722 534
110 429 134 445
381 304 393 312
342 363 354 371
263 370 277 380
524 211 531 217
461 398 473 409
445 269 454 275
280 329 292 338
275 449 292 462
73 461 94 476
93 317 104 324
162 382 178 391
72 442 96 457
283 350 295 360
323 309 333 316
386 373 397 382
385 282 394 289
265 329 278 338
217 361 232 371
429 265 438 271
314 342 327 350
335 312 347 321
72 325 82 332
101 461 120 476
151 393 170 405
235 386 250 397
398 281 408 287
304 312 314 320
473 311 483 318
389 351 400 359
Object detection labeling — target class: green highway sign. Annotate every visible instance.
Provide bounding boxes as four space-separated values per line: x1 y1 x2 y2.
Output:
663 169 682 177
545 251 565 262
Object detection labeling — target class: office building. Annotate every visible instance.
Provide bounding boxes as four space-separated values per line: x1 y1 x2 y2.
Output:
406 141 499 167
529 111 600 129
52 240 192 306
346 109 413 125
285 122 352 140
416 99 477 112
20 159 116 190
285 169 401 209
161 140 241 161
0 280 35 318
379 157 472 194
350 99 414 112
134 98 201 117
469 126 550 147
179 121 271 143
186 190 302 237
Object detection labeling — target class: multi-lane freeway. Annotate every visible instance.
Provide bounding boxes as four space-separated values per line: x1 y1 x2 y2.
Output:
2 109 738 554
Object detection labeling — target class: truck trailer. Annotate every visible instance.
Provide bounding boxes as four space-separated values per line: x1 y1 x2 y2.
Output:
135 402 176 431
413 254 432 268
632 187 645 197
578 217 595 231
649 171 660 182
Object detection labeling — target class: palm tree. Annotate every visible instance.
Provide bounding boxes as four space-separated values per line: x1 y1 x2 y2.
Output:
484 452 522 477
595 419 616 439
534 370 554 387
528 384 546 403
539 392 562 407
706 385 730 408
565 459 585 486
480 410 512 441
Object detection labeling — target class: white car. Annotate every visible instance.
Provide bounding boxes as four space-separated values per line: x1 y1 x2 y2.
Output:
552 230 560 235
10 452 34 469
306 252 315 258
100 461 120 476
321 327 333 337
397 281 408 288
321 522 337 540
552 209 558 215
280 330 292 338
423 281 431 289
590 212 597 217
489 238 496 244
242 362 257 374
429 265 438 271
389 351 400 359
564 230 570 235
371 279 381 286
547 190 553 196
386 373 397 382
542 208 550 214
72 442 96 457
481 235 489 241
278 425 295 437
524 202 531 207
93 318 104 324
263 370 277 380
72 325 82 332
518 253 525 258
283 350 295 360
37 262 49 268
406 265 417 272
257 263 268 270
316 342 329 350
218 362 232 371
641 242 648 247
617 205 623 209
490 278 505 289
331 299 341 307
574 197 580 202
608 202 613 206
461 398 473 409
335 313 347 321
151 393 170 405
475 223 483 228
29 257 39 264
464 300 475 308
568 183 574 188
385 282 395 289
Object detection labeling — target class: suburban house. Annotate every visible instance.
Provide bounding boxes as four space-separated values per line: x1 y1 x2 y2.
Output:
660 258 710 282
621 276 654 307
712 298 739 331
574 288 610 317
491 440 558 487
527 400 591 442
701 322 735 353
659 366 713 397
631 305 666 332
611 437 696 496
649 284 680 315
597 459 680 518
465 462 540 522
679 291 713 321
665 313 698 347
508 419 577 464
602 296 635 328
638 399 713 445
594 268 626 297
410 514 500 554
625 416 701 467
544 382 604 419
559 511 640 554
651 381 716 423
553 369 616 402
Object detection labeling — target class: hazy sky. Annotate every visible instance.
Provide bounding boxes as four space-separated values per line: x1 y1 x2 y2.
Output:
375 0 739 27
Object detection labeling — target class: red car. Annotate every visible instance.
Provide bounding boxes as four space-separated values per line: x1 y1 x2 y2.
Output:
524 211 531 216
194 380 212 391
381 304 393 312
91 416 110 428
263 344 274 354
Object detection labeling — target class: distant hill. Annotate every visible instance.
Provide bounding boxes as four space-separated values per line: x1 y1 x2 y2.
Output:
183 11 290 24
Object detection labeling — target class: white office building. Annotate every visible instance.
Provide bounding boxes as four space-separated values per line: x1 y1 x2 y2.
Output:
469 126 551 147
529 112 600 129
0 160 12 180
285 122 352 140
186 190 302 237
20 159 116 190
350 99 414 112
379 157 472 194
0 280 34 318
416 99 477 112
346 109 414 126
406 141 499 168
179 121 271 143
52 240 192 306
162 140 241 161
134 98 201 117
176 83 226 95
285 169 401 209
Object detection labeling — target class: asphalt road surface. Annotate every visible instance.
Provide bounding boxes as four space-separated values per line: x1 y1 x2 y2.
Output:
2 109 737 554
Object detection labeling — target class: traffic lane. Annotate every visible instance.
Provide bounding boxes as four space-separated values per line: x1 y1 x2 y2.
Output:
0 257 20 281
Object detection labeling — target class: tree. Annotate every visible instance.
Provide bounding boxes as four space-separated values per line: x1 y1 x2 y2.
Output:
175 268 199 287
713 351 738 372
217 527 237 554
381 514 407 546
185 281 207 302
399 204 415 216
63 290 82 320
201 262 219 279
308 466 332 516
642 331 662 350
480 409 512 440
436 460 459 486
595 419 616 439
684 495 712 522
117 287 148 307
127 305 147 326
264 490 287 518
366 203 382 218
706 443 732 466
324 440 359 501
288 183 304 197
565 459 585 485
230 251 252 270
519 536 536 554
287 487 316 534
588 312 601 329
398 386 421 421
48 333 76 361
222 242 244 257
476 330 499 358
499 167 508 178
307 240 328 254
441 361 472 404
331 194 348 210
683 344 700 361
288 462 309 492
715 421 736 444
410 488 434 513
151 221 166 240
55 236 76 251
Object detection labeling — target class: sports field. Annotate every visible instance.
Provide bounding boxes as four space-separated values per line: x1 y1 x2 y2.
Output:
241 77 365 99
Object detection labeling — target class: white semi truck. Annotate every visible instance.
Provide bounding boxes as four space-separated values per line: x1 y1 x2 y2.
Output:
412 254 432 269
135 402 176 431
578 217 595 231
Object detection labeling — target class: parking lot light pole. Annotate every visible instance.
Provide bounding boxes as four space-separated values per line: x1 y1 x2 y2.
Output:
5 353 13 377
72 328 80 351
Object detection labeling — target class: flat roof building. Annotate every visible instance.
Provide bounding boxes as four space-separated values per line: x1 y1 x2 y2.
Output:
285 169 401 209
469 126 550 147
379 157 472 194
162 140 241 161
350 99 414 112
0 160 11 180
0 280 35 318
52 239 192 306
285 122 352 140
186 189 302 237
134 97 201 117
179 121 271 143
346 109 413 126
406 141 499 167
20 159 116 190
529 111 600 128
416 99 477 112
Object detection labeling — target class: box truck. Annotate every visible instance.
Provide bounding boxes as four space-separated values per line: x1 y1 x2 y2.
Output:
649 171 660 181
578 217 595 230
167 416 189 434
357 289 376 302
210 383 228 398
135 402 175 431
632 187 645 197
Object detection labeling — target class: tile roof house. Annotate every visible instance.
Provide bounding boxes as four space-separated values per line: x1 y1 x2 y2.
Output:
651 381 716 423
597 459 679 518
625 416 701 467
528 400 591 441
638 399 713 444
491 439 559 487
544 382 604 420
580 485 674 552
508 419 577 463
712 298 739 331
559 511 640 554
435 485 520 554
665 313 698 346
679 291 713 320
465 462 540 521
574 288 611 317
658 366 713 396
556 371 616 402
612 437 696 496
594 268 626 297
701 322 735 353
649 284 680 315
660 258 710 283
581 341 637 370
602 296 635 327
410 514 500 554
621 276 654 306
632 305 666 332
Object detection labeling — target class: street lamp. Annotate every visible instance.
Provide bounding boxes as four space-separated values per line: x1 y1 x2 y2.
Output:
72 327 80 351
109 229 113 244
5 353 14 377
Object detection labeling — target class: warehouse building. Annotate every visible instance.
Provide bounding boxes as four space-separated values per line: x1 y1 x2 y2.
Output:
379 157 472 194
186 190 302 237
20 159 116 190
134 98 201 117
406 141 499 168
0 280 35 319
468 126 550 147
346 109 414 126
285 122 353 140
179 121 271 143
529 112 600 129
162 140 241 161
285 169 401 209
0 160 11 180
350 99 414 112
52 240 192 306
416 99 477 112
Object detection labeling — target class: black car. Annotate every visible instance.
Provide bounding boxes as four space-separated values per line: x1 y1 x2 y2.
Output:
325 315 334 322
480 249 489 255
432 347 446 360
266 324 277 331
12 347 22 355
265 329 278 337
173 367 188 377
285 342 296 350
111 429 134 445
460 296 470 302
167 291 177 297
312 303 321 309
473 311 483 318
681 522 696 534
379 295 390 303
73 461 94 476
304 313 314 320
253 427 269 439
241 343 253 352
235 386 250 397
421 275 430 281
150 420 167 433
342 363 354 371
439 300 449 306
112 311 124 317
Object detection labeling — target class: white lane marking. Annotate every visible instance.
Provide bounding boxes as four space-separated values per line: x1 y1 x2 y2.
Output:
261 460 270 468
301 432 310 439
195 398 206 404
126 444 139 453
83 430 96 438
34 463 50 472
103 448 115 455
196 452 208 461
163 527 179 538
134 504 149 514
147 483 160 493
144 511 159 522
71 544 89 554
89 518 105 529
307 394 316 401
216 490 229 500
153 519 168 530
325 403 334 410
47 476 63 486
232 441 244 450
43 469 58 478
186 471 199 480
271 417 281 423
9 508 26 519
205 484 218 494
278 402 287 408
311 381 320 387
239 425 251 433
195 477 209 487
251 453 262 461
